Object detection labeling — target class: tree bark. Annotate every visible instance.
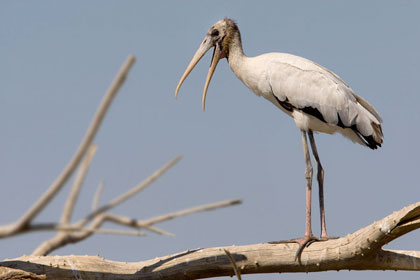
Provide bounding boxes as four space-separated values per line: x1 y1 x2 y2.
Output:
2 201 420 280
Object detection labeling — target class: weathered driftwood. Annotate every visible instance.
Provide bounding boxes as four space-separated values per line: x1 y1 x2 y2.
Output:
2 201 420 280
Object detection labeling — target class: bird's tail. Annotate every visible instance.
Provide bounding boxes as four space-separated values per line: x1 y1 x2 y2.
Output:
371 122 383 145
349 92 383 149
356 121 383 150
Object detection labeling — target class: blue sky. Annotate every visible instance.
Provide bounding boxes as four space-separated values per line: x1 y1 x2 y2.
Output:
1 1 420 279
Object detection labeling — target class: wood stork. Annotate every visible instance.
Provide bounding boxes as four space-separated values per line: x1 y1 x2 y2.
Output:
175 18 383 259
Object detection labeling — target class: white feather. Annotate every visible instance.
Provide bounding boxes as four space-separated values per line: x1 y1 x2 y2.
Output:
228 52 382 146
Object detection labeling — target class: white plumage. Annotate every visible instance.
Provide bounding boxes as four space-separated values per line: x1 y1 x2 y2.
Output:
175 18 383 260
228 52 383 148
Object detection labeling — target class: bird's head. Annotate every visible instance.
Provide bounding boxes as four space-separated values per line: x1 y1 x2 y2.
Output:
175 18 241 111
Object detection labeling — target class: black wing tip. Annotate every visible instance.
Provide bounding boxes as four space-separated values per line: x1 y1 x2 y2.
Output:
361 122 383 150
272 95 384 150
359 134 382 150
367 142 381 150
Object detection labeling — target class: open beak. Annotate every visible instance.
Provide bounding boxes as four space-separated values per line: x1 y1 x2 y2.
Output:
175 36 223 111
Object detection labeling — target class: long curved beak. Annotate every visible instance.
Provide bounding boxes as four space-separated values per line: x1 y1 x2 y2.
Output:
202 44 221 111
175 36 222 111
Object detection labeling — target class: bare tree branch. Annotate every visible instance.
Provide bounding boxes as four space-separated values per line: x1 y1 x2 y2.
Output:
92 180 104 211
21 224 146 237
74 228 146 237
1 198 242 240
84 155 183 222
142 199 242 225
61 144 98 224
4 201 420 279
104 214 175 237
32 214 110 256
0 54 243 261
0 55 136 237
30 198 241 255
103 199 243 237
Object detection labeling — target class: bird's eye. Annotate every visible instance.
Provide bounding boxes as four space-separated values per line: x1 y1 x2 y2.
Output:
211 29 219 37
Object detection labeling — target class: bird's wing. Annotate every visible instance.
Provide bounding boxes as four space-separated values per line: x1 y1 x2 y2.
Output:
266 54 381 136
313 61 383 123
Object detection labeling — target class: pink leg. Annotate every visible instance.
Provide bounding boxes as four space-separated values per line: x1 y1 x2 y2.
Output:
292 130 319 258
269 130 334 263
308 130 335 239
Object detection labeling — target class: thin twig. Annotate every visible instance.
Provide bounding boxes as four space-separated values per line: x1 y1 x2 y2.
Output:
32 155 183 255
7 55 136 234
34 213 111 255
224 249 242 280
61 144 98 224
143 199 242 225
8 198 241 239
72 227 146 237
30 198 240 255
84 155 182 221
104 214 175 236
24 223 146 237
92 180 105 211
32 153 182 255
33 214 105 255
21 218 172 237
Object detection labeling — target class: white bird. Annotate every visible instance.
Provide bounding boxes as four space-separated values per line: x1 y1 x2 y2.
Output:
175 18 383 260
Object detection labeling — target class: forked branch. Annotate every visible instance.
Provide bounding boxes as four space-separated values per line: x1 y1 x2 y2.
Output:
0 55 136 238
0 55 242 257
2 201 420 279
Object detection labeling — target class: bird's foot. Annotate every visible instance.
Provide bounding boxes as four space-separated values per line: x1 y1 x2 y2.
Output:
269 235 336 263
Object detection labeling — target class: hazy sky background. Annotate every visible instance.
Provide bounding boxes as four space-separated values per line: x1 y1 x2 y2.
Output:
1 1 420 279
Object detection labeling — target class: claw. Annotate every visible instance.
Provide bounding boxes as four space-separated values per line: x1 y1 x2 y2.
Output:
294 237 318 262
269 235 338 264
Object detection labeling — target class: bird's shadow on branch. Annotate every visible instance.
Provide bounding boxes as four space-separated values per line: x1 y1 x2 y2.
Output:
136 249 247 276
1 251 249 279
137 249 201 274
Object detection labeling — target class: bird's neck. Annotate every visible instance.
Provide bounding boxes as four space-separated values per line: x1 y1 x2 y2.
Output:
226 33 247 80
226 34 267 96
226 35 267 97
